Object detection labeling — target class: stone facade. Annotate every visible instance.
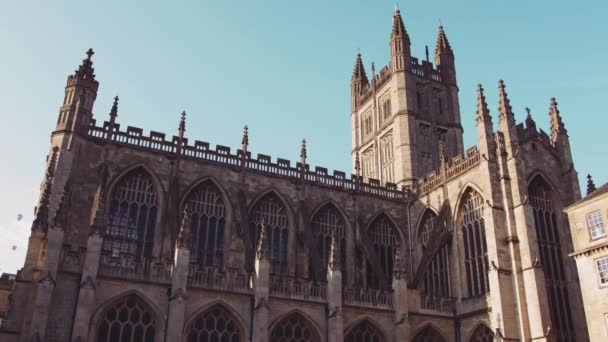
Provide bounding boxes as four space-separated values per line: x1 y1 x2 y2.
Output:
0 8 592 342
564 180 608 341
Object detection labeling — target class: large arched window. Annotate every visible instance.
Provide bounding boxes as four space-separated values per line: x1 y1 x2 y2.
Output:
459 190 489 297
366 215 399 289
103 169 158 267
269 313 320 342
96 294 156 342
249 193 288 275
419 210 451 298
184 181 226 269
529 177 575 340
186 305 242 342
310 204 346 279
412 325 446 342
345 320 386 342
468 324 493 342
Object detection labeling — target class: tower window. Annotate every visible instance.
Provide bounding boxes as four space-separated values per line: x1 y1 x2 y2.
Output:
587 211 606 240
597 257 608 286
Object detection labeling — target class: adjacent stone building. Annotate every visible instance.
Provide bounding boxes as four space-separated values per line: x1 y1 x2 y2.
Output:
564 177 608 341
0 8 592 342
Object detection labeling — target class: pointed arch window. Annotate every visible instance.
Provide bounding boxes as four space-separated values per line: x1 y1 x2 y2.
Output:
96 294 156 342
419 210 451 299
186 305 242 342
269 313 320 342
412 325 446 342
529 178 575 340
103 169 158 267
468 324 494 342
366 215 399 289
249 193 288 275
310 204 346 279
345 321 386 342
185 181 226 269
459 190 489 297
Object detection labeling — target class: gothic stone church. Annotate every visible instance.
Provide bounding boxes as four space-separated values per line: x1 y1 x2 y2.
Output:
0 8 590 342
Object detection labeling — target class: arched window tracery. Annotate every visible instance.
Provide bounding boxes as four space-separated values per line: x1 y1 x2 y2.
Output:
345 320 386 342
269 313 320 342
186 305 242 342
529 177 575 340
103 169 158 268
310 204 346 279
459 190 489 297
249 193 289 275
96 294 156 342
468 324 494 342
419 210 451 299
412 325 446 342
366 215 399 289
184 181 226 269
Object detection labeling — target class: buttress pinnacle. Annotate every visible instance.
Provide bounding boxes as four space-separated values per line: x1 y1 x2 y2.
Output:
391 7 409 40
549 97 567 142
476 84 491 125
498 80 515 123
435 25 453 56
351 53 369 86
587 174 597 195
75 48 96 80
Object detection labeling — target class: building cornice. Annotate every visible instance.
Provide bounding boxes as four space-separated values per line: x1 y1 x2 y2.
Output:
569 240 608 258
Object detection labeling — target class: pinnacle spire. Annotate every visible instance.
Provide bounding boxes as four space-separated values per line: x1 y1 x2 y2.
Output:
177 205 192 249
109 96 119 120
435 24 453 56
476 84 491 125
75 48 96 80
242 125 249 151
498 80 515 122
587 174 597 195
351 53 369 86
549 97 567 142
391 6 409 40
178 111 186 136
328 231 340 271
354 152 361 177
300 139 307 165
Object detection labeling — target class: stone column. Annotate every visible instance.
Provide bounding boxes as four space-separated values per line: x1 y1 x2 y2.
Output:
391 250 409 342
166 212 192 341
327 234 343 342
70 230 103 341
252 223 270 342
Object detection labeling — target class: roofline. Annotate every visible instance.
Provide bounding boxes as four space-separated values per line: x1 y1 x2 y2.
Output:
564 190 608 213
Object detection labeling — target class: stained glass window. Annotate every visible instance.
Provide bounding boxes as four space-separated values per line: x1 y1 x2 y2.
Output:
187 305 241 342
249 193 288 275
96 295 156 342
269 313 319 342
460 191 489 297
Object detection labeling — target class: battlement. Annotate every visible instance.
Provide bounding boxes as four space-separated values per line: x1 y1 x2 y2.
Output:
517 120 561 158
88 120 413 202
357 57 442 106
416 146 481 194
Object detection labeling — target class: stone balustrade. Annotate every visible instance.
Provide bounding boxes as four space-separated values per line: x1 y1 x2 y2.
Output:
343 287 393 310
188 267 251 294
98 257 172 284
269 276 327 303
421 295 456 313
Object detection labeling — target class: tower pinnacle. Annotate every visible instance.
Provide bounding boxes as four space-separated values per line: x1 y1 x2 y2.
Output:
498 80 515 122
435 25 453 56
75 48 96 81
351 53 369 85
549 97 567 142
476 84 491 125
391 7 409 40
587 174 597 195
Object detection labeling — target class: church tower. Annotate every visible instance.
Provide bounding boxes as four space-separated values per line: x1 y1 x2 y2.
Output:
351 9 464 186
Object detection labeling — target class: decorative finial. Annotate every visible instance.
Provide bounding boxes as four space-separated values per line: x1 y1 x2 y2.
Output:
177 111 186 139
354 152 361 177
549 97 567 142
525 107 536 129
86 48 94 60
497 80 514 122
587 174 597 195
394 3 399 13
425 45 430 61
476 84 491 125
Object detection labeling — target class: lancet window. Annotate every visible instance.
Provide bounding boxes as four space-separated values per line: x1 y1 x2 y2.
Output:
366 215 399 289
310 204 346 278
412 325 446 342
184 181 226 269
186 305 242 342
419 210 451 298
468 324 494 342
103 169 158 267
345 321 386 342
96 294 156 342
380 133 394 184
269 313 320 342
459 190 489 297
249 193 289 275
529 177 575 340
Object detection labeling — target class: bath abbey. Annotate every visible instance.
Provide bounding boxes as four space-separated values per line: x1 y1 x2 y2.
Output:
0 8 592 342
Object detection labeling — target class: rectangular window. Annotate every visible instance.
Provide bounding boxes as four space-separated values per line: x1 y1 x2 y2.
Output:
597 257 608 286
587 211 606 239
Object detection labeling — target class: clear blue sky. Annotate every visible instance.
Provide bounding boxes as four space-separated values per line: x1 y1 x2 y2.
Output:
0 1 606 273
